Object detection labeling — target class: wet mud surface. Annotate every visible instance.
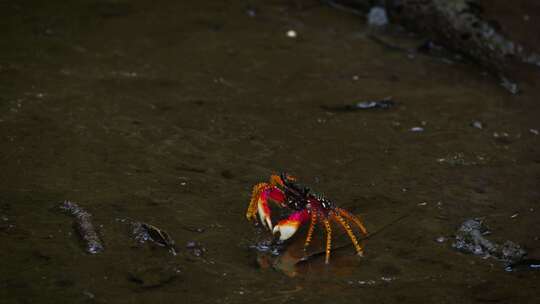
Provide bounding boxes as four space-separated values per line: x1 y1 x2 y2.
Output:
1 1 539 303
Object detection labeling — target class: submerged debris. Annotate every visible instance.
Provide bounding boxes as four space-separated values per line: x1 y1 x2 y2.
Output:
437 153 487 166
186 241 206 257
321 97 395 112
453 219 526 266
500 77 520 95
355 98 395 109
387 1 540 73
330 0 540 94
250 239 284 256
492 131 515 144
505 259 540 272
60 201 104 254
132 222 177 256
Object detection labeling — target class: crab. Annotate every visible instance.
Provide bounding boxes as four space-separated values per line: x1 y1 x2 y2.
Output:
246 173 368 264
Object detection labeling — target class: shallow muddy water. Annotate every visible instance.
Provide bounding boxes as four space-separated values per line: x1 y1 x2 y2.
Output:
1 1 539 303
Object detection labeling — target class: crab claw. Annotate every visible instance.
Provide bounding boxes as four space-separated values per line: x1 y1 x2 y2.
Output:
257 192 273 230
273 210 310 241
247 183 287 230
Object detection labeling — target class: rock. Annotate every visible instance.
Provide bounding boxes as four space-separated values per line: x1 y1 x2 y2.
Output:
367 6 389 27
453 218 527 266
471 121 484 129
410 126 424 132
132 222 177 256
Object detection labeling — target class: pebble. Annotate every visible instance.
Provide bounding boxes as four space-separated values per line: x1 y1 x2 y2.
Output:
286 30 297 38
530 129 539 135
355 98 394 110
410 127 424 132
435 236 447 243
83 291 95 299
493 132 509 138
246 7 257 17
471 121 483 129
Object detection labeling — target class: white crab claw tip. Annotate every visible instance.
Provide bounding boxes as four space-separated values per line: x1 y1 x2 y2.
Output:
266 217 273 231
272 222 299 241
257 198 273 230
258 211 267 228
258 211 273 230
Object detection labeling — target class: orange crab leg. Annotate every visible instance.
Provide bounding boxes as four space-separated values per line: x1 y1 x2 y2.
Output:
303 211 318 249
246 183 268 221
323 219 332 264
269 174 284 186
336 207 368 236
332 213 364 256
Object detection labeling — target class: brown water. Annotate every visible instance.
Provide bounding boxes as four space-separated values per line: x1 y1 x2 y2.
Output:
1 1 539 303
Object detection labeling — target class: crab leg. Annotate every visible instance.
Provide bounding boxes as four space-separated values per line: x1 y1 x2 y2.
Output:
303 211 318 249
323 219 332 264
272 209 309 241
332 213 364 256
336 207 368 236
269 174 284 186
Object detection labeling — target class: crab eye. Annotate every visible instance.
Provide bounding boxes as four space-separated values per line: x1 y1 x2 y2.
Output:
320 198 333 209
